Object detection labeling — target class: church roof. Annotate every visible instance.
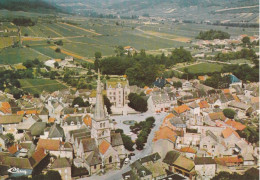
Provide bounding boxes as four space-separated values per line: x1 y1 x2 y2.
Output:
86 150 102 166
93 70 106 122
111 133 124 147
99 140 110 155
82 138 97 152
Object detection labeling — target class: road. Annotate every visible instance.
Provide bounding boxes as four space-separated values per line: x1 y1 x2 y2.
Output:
80 112 166 180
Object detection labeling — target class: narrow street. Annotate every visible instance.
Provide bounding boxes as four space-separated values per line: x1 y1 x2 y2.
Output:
81 112 166 180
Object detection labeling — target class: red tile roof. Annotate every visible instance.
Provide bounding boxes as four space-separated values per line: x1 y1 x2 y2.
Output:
198 101 210 109
8 144 22 154
174 104 190 114
99 140 110 155
215 156 243 164
37 139 61 151
153 126 177 142
222 127 240 139
225 120 246 131
180 147 197 154
0 102 11 114
83 114 92 127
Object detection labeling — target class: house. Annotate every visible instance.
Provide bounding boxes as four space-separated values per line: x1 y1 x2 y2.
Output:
152 126 177 158
194 157 216 180
0 115 23 134
124 153 167 180
106 78 130 109
200 130 232 157
179 147 197 160
173 104 190 116
0 148 48 178
163 151 196 180
51 158 72 180
187 102 200 116
228 101 253 118
37 139 73 159
148 92 171 113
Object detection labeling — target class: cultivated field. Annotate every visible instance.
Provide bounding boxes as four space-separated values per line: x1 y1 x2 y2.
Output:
0 10 258 65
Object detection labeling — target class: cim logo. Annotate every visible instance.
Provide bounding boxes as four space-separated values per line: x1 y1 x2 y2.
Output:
7 167 27 175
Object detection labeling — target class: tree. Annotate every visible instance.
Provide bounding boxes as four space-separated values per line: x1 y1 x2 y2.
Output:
103 95 112 114
23 60 34 69
55 48 61 53
173 81 182 88
114 46 125 57
54 62 59 68
135 138 145 150
242 36 250 45
223 108 236 119
44 170 62 180
6 133 15 147
95 52 102 60
121 134 135 151
72 97 85 107
128 93 148 112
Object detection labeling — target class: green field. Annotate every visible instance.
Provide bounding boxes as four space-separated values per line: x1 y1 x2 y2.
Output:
19 79 67 94
0 47 49 64
178 63 224 74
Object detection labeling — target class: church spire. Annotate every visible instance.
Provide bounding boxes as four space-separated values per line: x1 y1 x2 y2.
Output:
94 69 106 121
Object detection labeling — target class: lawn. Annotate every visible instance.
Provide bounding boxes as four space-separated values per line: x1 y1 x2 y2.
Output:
19 79 67 94
178 63 224 74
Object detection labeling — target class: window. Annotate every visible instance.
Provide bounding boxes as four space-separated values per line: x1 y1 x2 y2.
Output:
94 165 96 169
100 123 102 128
103 122 105 127
203 145 207 148
102 131 104 136
109 156 112 163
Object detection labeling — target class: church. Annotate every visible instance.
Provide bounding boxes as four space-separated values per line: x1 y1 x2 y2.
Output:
70 70 126 175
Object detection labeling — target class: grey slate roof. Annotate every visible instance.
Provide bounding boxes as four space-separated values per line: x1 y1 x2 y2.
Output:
63 116 82 125
86 150 102 166
82 138 97 152
194 157 216 165
29 122 47 136
163 151 181 165
111 133 123 147
0 115 23 124
48 123 65 139
51 158 71 169
130 161 152 178
228 101 251 111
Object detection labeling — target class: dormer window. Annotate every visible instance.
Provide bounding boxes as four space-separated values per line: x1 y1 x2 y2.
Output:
118 83 121 88
71 121 74 126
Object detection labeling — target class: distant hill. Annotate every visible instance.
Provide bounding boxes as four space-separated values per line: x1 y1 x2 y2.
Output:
0 0 58 13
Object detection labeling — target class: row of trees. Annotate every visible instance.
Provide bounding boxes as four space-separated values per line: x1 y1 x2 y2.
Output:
212 168 259 180
131 117 156 150
214 48 257 62
196 29 230 40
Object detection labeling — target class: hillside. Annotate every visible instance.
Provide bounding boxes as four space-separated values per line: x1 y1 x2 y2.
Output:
41 0 259 23
0 0 58 13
